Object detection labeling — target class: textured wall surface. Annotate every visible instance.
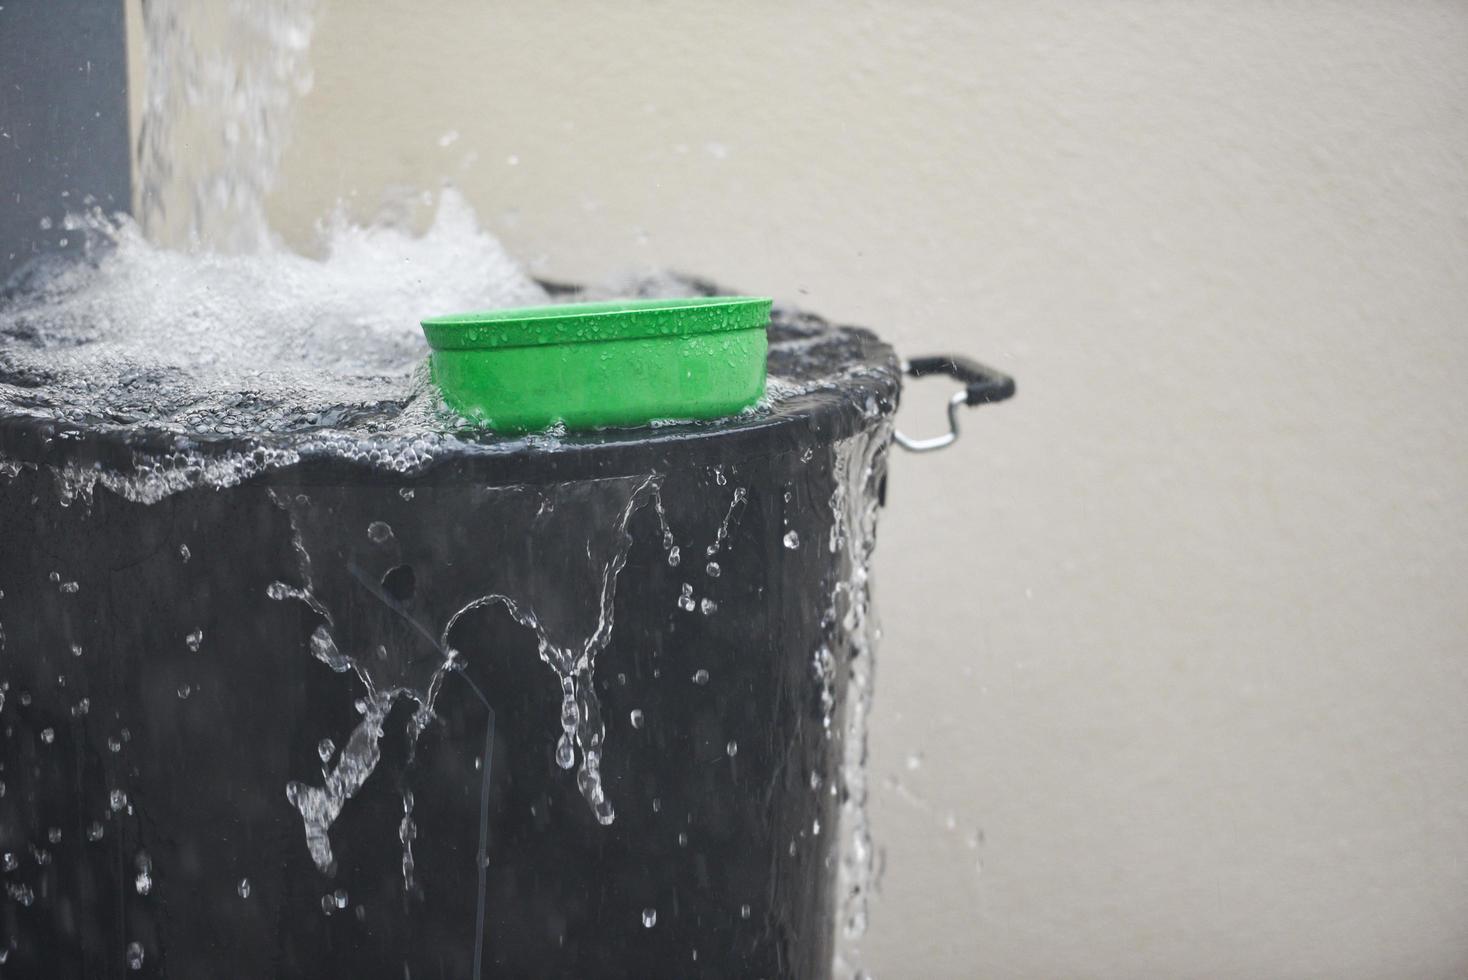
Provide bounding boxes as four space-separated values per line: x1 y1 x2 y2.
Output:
179 2 1468 976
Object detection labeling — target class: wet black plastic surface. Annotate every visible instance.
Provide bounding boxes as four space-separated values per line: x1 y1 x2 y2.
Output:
0 318 900 979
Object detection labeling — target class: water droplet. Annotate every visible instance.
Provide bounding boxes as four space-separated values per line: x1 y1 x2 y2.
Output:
317 738 335 763
705 560 721 578
691 669 709 685
40 727 54 744
367 521 393 544
677 583 695 612
110 789 128 811
905 752 923 771
666 545 681 567
715 467 727 486
641 907 657 928
652 797 662 813
71 697 90 717
47 827 61 844
740 903 751 919
6 883 33 906
135 852 153 895
726 740 739 758
333 888 348 908
1 852 16 871
700 598 718 615
237 877 251 898
126 942 144 969
813 818 822 835
87 822 104 842
677 831 688 847
555 734 575 770
108 736 122 753
178 543 191 562
60 581 79 594
185 629 203 652
629 709 644 729
398 487 415 501
783 530 800 549
177 683 192 699
70 642 83 657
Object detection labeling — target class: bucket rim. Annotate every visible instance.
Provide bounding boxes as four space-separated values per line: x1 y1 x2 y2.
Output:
421 296 772 351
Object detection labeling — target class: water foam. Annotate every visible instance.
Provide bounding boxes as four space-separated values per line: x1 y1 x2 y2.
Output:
0 191 544 440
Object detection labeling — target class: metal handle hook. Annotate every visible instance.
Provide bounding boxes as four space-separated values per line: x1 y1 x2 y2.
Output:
894 355 1016 453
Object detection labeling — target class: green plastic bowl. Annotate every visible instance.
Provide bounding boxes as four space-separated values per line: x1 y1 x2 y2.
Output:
420 296 771 433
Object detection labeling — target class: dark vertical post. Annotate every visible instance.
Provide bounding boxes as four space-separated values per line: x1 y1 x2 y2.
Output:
0 0 131 281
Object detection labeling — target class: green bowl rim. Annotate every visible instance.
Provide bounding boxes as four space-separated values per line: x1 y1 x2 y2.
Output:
421 295 772 351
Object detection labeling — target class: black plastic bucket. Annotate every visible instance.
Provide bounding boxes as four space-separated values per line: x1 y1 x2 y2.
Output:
0 307 1010 979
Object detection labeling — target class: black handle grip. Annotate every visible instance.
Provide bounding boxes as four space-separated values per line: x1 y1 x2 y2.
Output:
904 355 1016 406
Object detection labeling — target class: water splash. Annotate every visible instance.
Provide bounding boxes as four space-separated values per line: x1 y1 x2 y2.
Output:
273 475 662 876
0 190 544 444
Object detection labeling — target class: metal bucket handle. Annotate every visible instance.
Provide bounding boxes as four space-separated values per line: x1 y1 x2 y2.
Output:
894 355 1016 452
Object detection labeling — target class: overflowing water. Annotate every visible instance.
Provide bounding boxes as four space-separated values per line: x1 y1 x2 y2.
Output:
826 425 892 977
0 190 544 442
271 474 663 872
0 2 903 977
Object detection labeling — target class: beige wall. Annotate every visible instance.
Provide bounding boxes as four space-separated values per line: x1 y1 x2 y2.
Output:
208 2 1468 976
